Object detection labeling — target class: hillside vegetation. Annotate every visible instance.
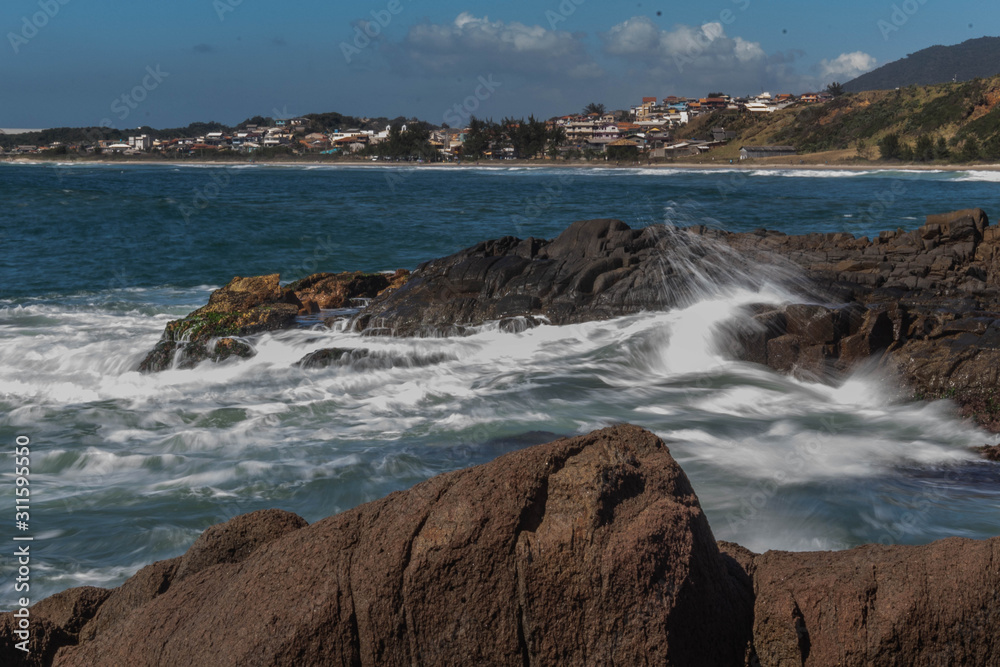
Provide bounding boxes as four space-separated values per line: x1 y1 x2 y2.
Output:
682 74 1000 163
844 36 1000 93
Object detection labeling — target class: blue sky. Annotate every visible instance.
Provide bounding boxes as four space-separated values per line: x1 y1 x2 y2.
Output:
1 0 995 129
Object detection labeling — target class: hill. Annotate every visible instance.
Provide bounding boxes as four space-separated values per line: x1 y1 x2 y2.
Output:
0 112 430 150
678 74 1000 162
844 36 1000 92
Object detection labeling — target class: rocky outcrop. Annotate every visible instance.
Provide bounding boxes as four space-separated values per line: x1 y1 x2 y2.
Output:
137 274 302 372
138 271 409 372
7 425 755 666
4 425 999 666
353 218 785 336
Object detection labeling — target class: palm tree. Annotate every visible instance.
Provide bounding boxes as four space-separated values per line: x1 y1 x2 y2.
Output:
582 102 606 116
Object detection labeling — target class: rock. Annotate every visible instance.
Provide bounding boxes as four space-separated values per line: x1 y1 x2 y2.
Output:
978 444 1000 461
0 587 110 667
295 347 369 369
78 509 306 643
47 425 754 666
287 270 409 310
195 274 301 315
7 426 1000 665
356 219 785 336
138 275 303 372
750 538 1000 666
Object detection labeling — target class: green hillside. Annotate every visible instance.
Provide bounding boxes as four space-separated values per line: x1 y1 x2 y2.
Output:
681 74 1000 162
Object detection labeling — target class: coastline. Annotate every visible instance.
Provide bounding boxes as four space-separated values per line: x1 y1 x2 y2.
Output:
6 155 1000 172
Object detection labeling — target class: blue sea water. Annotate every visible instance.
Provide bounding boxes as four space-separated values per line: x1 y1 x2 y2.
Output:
1 162 1000 609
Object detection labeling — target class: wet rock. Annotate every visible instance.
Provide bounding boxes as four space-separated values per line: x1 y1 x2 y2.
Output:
138 274 303 372
978 444 1000 461
48 425 754 666
358 219 784 336
295 347 369 369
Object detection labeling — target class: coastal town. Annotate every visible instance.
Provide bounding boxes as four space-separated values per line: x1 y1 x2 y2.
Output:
2 90 834 161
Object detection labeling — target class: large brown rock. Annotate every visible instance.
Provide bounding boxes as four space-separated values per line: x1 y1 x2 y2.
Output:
44 425 753 666
750 538 1000 666
5 427 1000 665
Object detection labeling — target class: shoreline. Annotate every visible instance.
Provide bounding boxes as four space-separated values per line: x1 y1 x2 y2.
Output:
6 155 1000 172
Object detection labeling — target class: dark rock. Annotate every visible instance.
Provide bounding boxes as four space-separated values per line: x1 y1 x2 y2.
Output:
0 587 110 667
978 444 1000 461
49 425 754 666
357 219 794 336
295 347 369 369
172 509 308 581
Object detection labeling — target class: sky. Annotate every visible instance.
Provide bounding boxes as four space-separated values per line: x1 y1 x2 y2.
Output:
0 0 996 130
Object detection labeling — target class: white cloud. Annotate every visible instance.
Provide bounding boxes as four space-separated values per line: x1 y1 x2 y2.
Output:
603 17 766 68
818 51 877 81
402 13 601 77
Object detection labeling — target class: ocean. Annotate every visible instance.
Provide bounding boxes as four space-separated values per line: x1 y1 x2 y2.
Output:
2 162 1000 609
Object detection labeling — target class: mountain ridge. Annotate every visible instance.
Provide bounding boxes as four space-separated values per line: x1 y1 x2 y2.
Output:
845 36 1000 92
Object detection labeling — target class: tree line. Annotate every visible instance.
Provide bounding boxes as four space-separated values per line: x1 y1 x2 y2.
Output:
876 132 1000 162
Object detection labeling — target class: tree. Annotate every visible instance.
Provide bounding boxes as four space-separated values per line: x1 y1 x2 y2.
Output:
707 92 727 98
934 136 951 160
914 134 935 162
878 132 901 160
582 102 606 116
460 116 491 158
983 134 1000 161
959 136 982 162
546 125 567 158
898 141 914 162
826 82 845 97
855 138 873 160
606 143 638 161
